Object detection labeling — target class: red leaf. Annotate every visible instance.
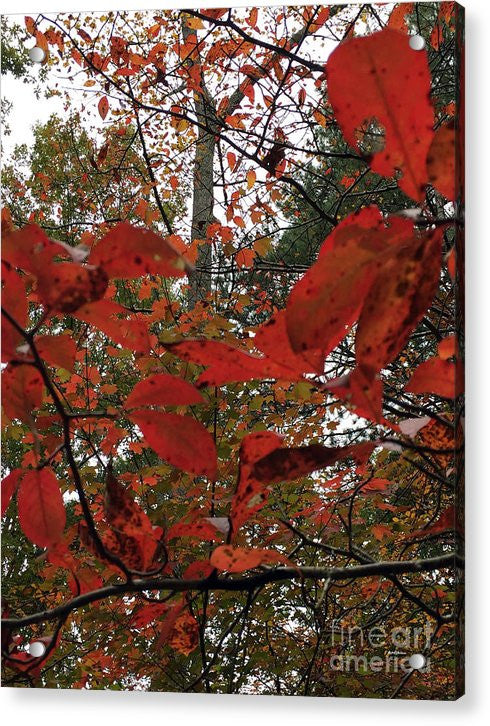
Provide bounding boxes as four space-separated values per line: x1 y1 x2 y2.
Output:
231 431 284 534
89 222 191 279
407 505 462 539
79 520 158 572
286 208 443 374
74 300 154 353
2 224 108 314
326 28 434 200
285 207 392 364
166 338 302 387
438 335 457 360
250 441 375 484
2 365 43 423
6 633 60 677
355 226 443 371
2 224 64 277
2 469 24 517
36 262 108 313
387 3 414 31
167 517 221 541
104 470 154 538
131 602 169 629
98 96 109 120
427 121 456 200
183 560 214 580
361 478 392 493
327 366 388 426
1 264 28 362
129 409 217 479
210 545 291 573
254 309 318 375
247 7 258 27
124 373 204 410
311 6 331 30
35 333 77 372
17 469 66 548
405 357 460 398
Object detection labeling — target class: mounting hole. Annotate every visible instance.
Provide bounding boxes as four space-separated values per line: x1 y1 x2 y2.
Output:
409 653 426 670
409 35 426 51
28 46 46 64
28 641 46 657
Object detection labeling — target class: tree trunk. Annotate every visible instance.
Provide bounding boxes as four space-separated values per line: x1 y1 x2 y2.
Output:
182 19 217 307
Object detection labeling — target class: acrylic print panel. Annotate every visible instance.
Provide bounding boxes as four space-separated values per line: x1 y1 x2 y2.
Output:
1 2 464 700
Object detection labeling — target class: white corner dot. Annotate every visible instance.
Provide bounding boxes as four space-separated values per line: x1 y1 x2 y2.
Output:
28 46 46 63
28 641 46 657
409 653 426 670
409 35 426 51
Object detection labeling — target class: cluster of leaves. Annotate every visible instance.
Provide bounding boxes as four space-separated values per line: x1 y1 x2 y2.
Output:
2 3 463 699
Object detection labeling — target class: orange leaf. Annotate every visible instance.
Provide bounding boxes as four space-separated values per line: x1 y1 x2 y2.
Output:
361 478 392 493
235 247 254 267
247 7 258 27
25 16 36 35
210 545 290 573
311 6 331 30
98 96 109 120
227 151 237 171
372 523 392 541
201 9 228 21
168 611 199 655
427 121 456 200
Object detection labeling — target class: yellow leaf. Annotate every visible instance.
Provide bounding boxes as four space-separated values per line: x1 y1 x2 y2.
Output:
246 169 256 190
253 237 271 256
186 16 204 30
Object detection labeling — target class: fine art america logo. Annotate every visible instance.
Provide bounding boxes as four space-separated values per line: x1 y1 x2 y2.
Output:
328 621 434 674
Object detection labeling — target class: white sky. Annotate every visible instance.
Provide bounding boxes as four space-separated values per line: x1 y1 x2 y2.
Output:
2 71 65 154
